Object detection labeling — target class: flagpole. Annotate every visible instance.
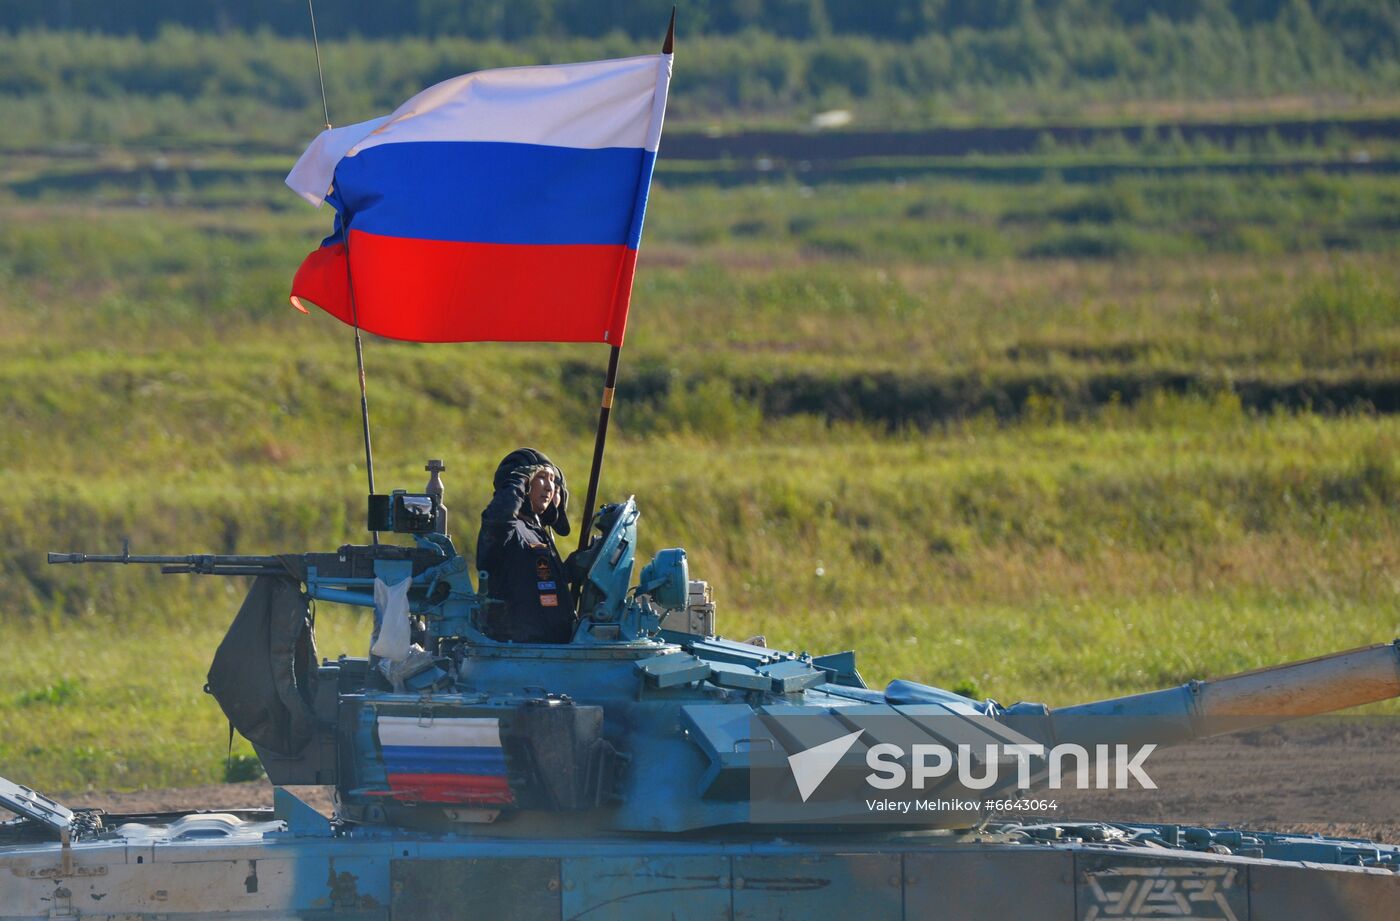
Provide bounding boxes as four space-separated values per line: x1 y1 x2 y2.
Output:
577 345 621 552
576 10 673 552
344 241 377 505
306 0 378 543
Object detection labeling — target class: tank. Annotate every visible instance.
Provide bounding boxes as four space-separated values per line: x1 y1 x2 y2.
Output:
4 471 1400 920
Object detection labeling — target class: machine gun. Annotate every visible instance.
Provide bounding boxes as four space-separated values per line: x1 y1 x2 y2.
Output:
45 461 492 642
46 461 697 652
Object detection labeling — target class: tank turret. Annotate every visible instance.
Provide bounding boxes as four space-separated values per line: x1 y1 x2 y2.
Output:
44 466 1400 836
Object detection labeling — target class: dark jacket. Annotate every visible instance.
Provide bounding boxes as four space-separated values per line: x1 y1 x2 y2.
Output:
476 449 575 643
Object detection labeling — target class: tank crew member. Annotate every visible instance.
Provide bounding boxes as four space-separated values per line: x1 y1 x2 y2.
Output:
476 448 576 643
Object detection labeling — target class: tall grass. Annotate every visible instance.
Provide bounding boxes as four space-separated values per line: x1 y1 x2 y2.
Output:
3 143 1400 791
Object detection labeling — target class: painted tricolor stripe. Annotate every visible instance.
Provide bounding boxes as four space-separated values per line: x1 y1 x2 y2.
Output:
376 715 513 805
286 53 671 346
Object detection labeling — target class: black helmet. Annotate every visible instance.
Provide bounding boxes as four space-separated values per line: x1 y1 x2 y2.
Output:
493 447 570 536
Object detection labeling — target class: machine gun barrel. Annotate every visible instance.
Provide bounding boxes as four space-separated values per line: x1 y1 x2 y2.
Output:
47 551 286 577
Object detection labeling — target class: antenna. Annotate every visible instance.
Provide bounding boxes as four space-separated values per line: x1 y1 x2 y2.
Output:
306 0 332 130
305 0 378 541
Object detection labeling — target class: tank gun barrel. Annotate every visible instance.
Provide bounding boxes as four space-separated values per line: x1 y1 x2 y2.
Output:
1040 641 1400 748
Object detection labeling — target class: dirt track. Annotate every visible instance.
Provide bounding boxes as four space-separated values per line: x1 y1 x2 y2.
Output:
1042 717 1400 843
26 718 1396 844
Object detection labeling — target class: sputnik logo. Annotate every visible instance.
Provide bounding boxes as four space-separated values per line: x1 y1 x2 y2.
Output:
787 729 864 802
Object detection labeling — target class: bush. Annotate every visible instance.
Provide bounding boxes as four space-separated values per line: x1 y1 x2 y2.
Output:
1024 227 1143 259
222 753 266 783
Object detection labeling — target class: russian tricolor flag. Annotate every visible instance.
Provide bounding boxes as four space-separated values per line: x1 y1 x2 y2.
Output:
285 51 672 345
376 715 513 805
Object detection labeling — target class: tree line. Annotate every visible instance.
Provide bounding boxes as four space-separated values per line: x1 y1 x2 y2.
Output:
0 2 1396 148
1 0 1396 63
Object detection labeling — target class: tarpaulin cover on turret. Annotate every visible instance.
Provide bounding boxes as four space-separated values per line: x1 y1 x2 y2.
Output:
206 565 317 756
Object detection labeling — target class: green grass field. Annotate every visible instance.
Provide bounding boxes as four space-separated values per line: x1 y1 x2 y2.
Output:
3 110 1400 792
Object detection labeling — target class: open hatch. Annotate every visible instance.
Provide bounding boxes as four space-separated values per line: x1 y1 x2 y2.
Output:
0 775 80 844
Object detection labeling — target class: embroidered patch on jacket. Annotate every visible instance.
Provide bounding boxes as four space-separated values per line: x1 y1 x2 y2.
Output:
535 559 552 579
539 593 559 607
537 581 556 590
